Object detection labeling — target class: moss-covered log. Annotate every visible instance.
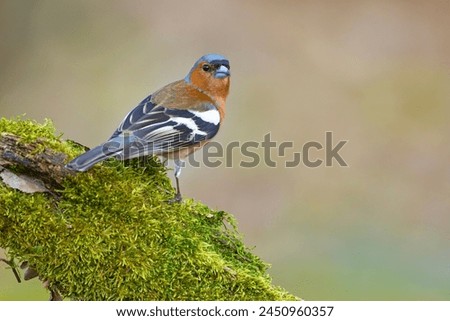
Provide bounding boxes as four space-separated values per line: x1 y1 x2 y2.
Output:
0 117 298 300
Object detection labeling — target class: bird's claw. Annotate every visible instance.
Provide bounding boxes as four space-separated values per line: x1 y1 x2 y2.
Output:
168 193 182 204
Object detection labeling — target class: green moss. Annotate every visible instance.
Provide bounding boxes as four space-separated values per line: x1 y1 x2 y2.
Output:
0 117 298 300
0 116 84 159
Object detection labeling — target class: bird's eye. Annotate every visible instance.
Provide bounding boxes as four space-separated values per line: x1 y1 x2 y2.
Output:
202 64 211 72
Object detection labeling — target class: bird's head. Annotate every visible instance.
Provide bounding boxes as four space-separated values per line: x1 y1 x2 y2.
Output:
185 54 230 102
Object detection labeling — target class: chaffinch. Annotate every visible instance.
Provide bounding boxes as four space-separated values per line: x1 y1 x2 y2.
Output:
66 53 231 202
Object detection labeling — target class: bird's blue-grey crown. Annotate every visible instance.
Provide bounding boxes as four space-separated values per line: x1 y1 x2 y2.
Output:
185 53 230 82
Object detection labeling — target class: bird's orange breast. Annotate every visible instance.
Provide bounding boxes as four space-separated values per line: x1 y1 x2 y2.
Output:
152 79 228 121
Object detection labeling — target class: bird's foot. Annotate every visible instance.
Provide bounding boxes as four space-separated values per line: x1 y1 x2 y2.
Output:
168 193 182 204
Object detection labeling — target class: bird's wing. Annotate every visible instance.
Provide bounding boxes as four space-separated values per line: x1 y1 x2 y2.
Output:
108 94 220 157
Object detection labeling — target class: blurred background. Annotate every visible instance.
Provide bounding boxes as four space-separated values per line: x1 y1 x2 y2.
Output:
1 0 449 300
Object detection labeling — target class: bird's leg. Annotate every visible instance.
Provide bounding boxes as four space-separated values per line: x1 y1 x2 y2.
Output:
169 159 184 203
174 176 182 201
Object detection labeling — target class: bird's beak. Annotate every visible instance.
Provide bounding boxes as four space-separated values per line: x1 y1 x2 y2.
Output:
215 65 230 78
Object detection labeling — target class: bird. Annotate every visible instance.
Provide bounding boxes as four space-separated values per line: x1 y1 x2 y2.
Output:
66 53 230 202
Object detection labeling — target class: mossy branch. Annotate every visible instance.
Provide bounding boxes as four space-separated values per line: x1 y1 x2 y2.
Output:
0 117 298 300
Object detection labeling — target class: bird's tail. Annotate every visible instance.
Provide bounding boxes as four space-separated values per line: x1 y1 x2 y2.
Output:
66 144 120 172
